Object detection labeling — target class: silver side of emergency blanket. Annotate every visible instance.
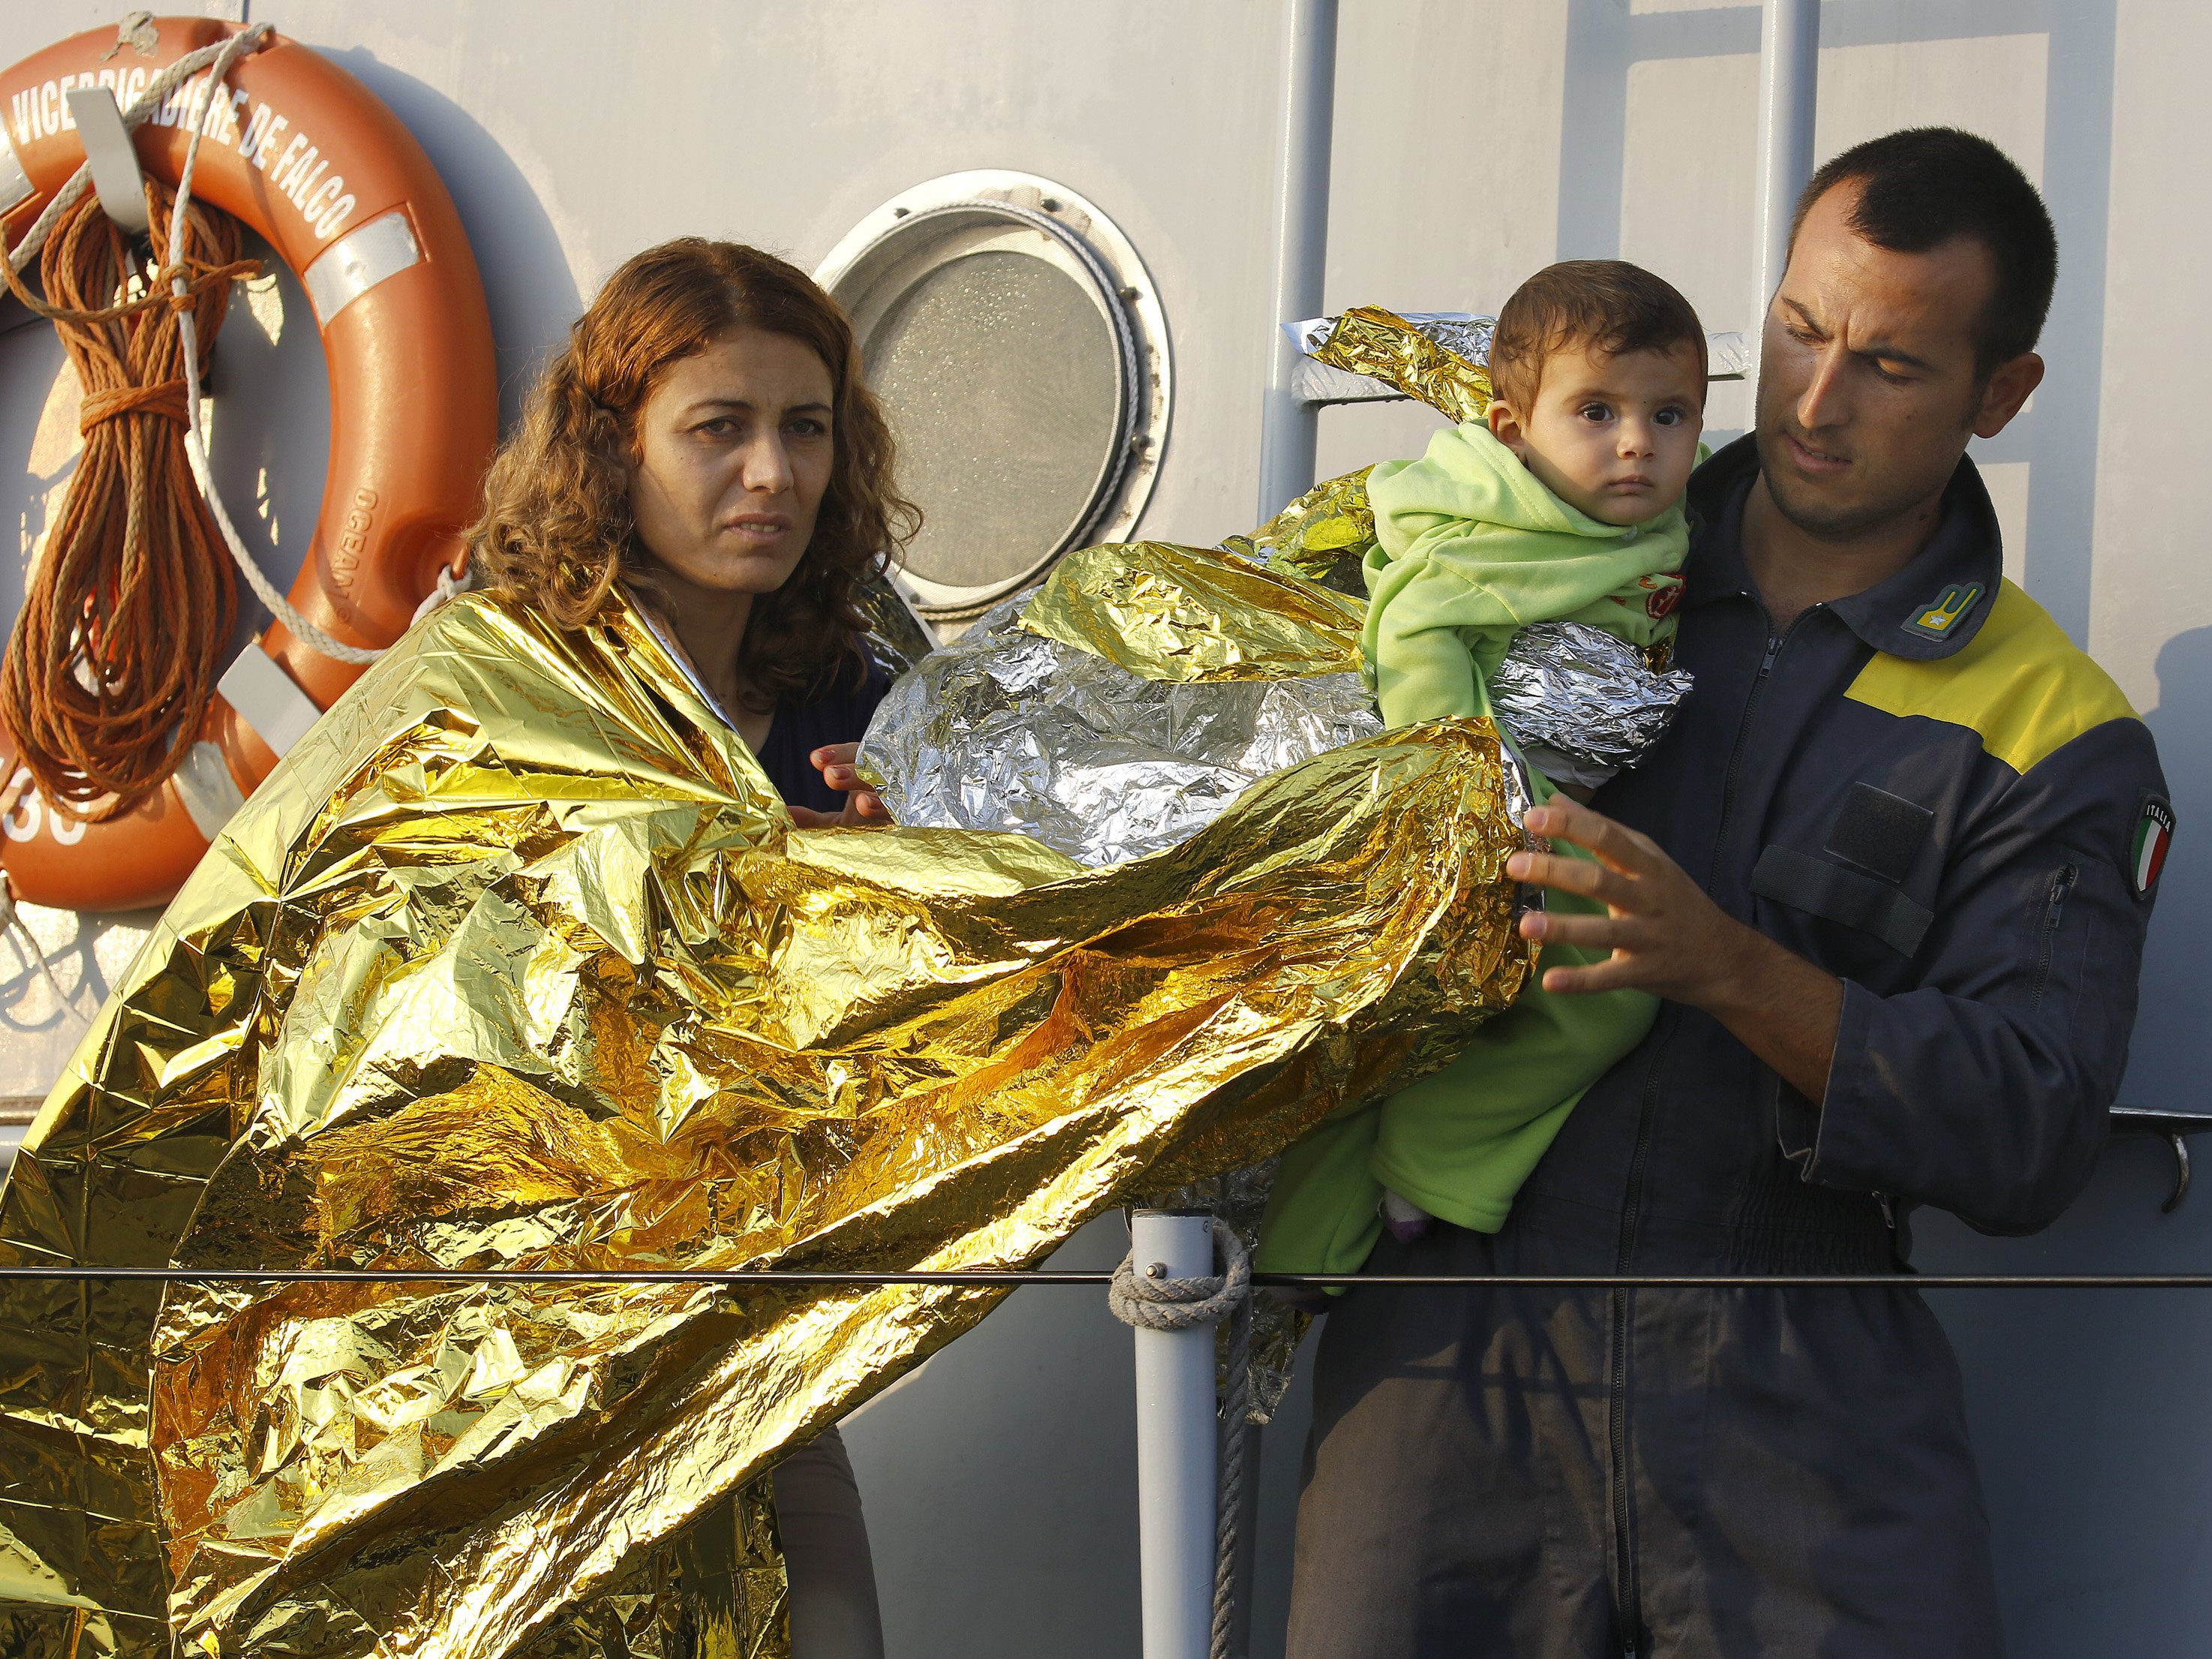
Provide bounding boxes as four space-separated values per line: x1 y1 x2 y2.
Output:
1491 621 1694 792
858 596 1384 867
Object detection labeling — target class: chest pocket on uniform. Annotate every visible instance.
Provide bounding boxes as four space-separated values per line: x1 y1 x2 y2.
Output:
1751 782 1936 957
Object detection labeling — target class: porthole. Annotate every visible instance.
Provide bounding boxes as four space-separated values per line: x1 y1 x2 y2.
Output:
817 171 1171 624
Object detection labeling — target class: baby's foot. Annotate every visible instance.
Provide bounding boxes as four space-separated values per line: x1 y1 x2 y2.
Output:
1380 1188 1432 1244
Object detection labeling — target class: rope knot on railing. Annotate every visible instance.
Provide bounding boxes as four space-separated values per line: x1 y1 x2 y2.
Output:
1108 1218 1249 1331
1109 1216 1253 1659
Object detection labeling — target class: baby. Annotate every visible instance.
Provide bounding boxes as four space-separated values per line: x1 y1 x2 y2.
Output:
1261 260 1708 1276
1363 260 1707 788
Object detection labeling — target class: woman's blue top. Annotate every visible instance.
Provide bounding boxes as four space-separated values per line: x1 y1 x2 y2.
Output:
757 657 890 814
630 596 890 815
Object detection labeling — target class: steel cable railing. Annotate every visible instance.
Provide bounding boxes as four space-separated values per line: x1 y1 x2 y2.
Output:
5 1266 2212 1288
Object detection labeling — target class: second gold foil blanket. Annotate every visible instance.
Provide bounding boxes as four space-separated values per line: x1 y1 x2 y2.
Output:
0 580 1534 1659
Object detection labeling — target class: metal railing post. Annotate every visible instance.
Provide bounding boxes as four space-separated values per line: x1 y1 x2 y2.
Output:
1130 1209 1218 1659
1752 0 1821 350
1257 0 1339 524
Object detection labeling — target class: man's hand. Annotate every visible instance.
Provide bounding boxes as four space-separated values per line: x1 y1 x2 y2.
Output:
1505 798 1844 1104
787 742 892 830
1506 799 1758 1002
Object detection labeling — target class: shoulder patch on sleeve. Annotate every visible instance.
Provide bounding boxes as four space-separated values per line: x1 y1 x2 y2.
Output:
1844 579 2139 775
2133 792 2175 898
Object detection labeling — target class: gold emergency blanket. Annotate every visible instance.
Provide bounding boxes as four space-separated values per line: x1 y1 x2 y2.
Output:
1225 466 1379 595
0 581 1535 1659
1311 305 1494 426
1020 538 1365 682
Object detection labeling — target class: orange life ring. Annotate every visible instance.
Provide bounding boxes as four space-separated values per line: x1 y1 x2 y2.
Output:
0 17 496 911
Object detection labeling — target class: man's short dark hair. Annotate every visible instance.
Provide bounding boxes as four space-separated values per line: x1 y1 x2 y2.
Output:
1489 260 1706 413
1790 127 2057 374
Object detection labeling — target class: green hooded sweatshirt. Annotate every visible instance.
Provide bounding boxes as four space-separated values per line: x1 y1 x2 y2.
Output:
1360 420 1689 726
1258 422 1691 1277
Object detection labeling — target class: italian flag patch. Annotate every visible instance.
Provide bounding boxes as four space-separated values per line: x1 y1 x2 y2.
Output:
2133 796 2174 896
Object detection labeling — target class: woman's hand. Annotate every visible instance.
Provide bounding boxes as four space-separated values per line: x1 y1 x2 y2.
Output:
787 742 892 829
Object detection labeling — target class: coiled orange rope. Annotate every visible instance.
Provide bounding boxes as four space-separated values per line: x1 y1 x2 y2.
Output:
0 179 257 822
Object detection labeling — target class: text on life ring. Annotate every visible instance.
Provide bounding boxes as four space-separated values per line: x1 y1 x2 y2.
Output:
8 64 359 242
5 768 85 846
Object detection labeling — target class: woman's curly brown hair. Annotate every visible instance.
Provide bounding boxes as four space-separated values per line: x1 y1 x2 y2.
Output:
468 239 919 708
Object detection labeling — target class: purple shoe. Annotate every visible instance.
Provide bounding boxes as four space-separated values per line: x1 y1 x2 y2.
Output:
1380 1189 1432 1244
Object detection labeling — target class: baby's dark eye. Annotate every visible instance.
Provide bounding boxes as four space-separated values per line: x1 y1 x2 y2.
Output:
1654 407 1682 427
1579 403 1612 423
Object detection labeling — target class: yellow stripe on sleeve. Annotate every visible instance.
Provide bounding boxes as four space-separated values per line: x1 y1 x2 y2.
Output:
1845 580 2139 776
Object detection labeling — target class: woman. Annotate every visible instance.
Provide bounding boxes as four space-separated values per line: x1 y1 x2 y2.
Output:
470 237 909 1658
473 237 897 826
0 236 1533 1659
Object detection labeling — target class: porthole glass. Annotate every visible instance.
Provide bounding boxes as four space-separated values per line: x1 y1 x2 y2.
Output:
819 173 1171 624
867 249 1122 594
